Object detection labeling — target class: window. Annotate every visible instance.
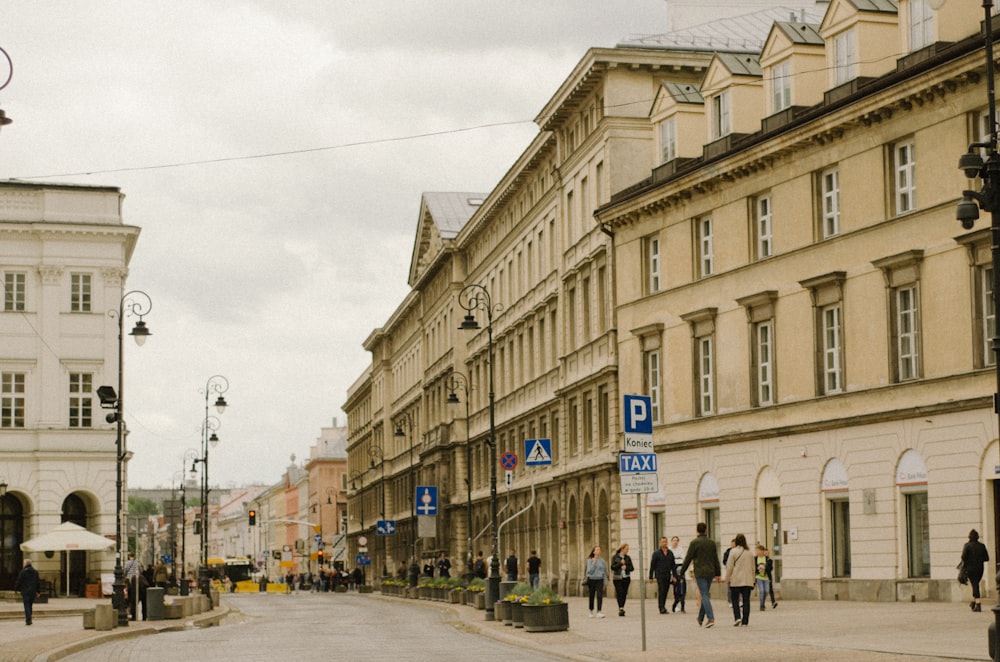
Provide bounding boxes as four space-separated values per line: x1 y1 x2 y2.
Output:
893 140 916 215
833 29 856 86
697 336 715 416
905 491 930 578
754 194 773 259
711 92 730 139
1 372 25 428
569 398 579 456
3 272 26 311
70 273 92 312
659 117 677 164
874 251 923 382
895 285 921 381
597 266 608 333
644 349 662 424
753 320 775 406
644 235 661 293
598 385 610 448
908 0 934 52
581 277 591 343
567 285 576 349
770 60 791 113
830 499 851 578
583 395 593 451
698 218 713 277
820 167 840 239
981 266 995 367
822 304 843 394
69 373 93 428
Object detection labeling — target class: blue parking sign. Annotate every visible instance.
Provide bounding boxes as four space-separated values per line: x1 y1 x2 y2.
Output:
623 395 654 452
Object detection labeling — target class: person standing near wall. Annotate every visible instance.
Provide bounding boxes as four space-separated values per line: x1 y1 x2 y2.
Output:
961 529 989 612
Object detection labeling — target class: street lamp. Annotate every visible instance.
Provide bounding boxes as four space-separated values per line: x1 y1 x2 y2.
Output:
99 289 152 627
446 372 474 576
368 445 386 577
196 375 228 598
458 283 500 621
349 469 367 582
393 412 416 565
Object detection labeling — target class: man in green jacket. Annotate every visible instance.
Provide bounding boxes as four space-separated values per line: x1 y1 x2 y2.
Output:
679 522 721 628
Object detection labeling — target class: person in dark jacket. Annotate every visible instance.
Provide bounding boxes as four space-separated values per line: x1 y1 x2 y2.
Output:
679 522 722 628
15 558 41 626
647 536 676 614
611 543 635 617
962 529 990 612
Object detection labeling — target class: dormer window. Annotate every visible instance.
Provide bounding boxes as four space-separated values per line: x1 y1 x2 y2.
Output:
659 117 677 164
833 28 856 85
908 0 934 52
769 60 792 113
711 91 731 139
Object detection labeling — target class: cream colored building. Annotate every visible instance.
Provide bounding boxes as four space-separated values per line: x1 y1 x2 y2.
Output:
598 0 998 602
0 181 140 594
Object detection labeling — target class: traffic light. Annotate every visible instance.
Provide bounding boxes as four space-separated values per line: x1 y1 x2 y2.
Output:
317 549 324 565
248 509 256 526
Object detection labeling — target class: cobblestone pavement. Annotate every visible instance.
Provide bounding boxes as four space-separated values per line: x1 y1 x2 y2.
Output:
0 591 995 661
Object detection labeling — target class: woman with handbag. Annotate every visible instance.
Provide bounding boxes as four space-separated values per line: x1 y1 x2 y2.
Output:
724 534 754 627
611 543 635 617
961 529 990 612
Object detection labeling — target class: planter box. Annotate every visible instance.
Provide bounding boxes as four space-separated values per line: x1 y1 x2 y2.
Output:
522 602 569 632
498 600 513 625
474 592 485 609
358 585 374 594
510 601 524 628
448 589 462 603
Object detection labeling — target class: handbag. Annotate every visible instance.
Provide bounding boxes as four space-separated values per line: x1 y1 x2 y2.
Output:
957 561 969 585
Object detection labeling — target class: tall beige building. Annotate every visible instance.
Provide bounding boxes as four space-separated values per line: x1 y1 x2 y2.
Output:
347 0 996 602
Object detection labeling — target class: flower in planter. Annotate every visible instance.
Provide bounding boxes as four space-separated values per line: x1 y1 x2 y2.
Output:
525 586 563 606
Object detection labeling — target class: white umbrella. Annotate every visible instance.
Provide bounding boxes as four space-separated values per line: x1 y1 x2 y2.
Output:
20 521 115 597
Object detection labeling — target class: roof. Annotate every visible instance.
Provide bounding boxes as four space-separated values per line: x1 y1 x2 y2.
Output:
849 0 897 12
716 53 763 77
774 21 825 45
422 192 485 240
662 81 704 104
619 6 827 52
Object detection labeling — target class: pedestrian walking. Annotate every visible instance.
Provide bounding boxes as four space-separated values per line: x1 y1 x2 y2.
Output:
754 545 772 612
505 550 519 581
763 546 778 608
647 536 676 614
679 522 722 628
526 550 542 590
14 558 40 626
961 529 990 612
436 552 452 578
585 545 610 618
669 535 687 613
474 551 487 579
722 538 736 608
725 534 754 627
611 543 635 617
124 551 140 620
153 558 168 588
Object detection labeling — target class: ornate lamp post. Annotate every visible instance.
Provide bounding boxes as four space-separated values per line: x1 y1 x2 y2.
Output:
392 412 416 565
196 375 228 598
446 372 474 576
98 290 152 627
368 445 387 577
349 469 366 583
458 283 500 620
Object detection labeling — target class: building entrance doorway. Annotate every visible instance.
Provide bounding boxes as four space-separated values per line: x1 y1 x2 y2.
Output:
763 497 781 587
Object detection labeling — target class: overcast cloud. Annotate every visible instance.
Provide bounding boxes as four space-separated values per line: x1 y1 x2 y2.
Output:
0 1 706 488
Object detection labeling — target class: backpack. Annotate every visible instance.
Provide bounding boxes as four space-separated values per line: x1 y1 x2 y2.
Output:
474 559 486 576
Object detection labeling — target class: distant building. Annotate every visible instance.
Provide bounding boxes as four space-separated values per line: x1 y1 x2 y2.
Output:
0 181 140 594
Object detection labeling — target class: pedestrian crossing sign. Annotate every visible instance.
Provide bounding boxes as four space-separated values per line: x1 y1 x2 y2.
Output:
524 438 552 466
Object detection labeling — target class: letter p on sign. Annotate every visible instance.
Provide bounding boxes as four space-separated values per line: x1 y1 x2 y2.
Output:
623 394 653 452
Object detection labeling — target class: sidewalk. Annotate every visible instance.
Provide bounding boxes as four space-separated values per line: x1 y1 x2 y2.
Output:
422 593 996 661
0 597 230 662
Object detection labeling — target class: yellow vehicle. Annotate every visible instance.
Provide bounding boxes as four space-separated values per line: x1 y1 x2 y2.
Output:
206 557 256 593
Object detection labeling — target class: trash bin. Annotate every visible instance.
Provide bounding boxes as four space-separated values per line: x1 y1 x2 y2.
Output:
146 587 165 621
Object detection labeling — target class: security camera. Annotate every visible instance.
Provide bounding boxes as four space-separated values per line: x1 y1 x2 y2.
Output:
957 191 981 230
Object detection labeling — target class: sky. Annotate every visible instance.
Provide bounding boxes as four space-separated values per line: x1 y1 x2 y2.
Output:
0 1 759 489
